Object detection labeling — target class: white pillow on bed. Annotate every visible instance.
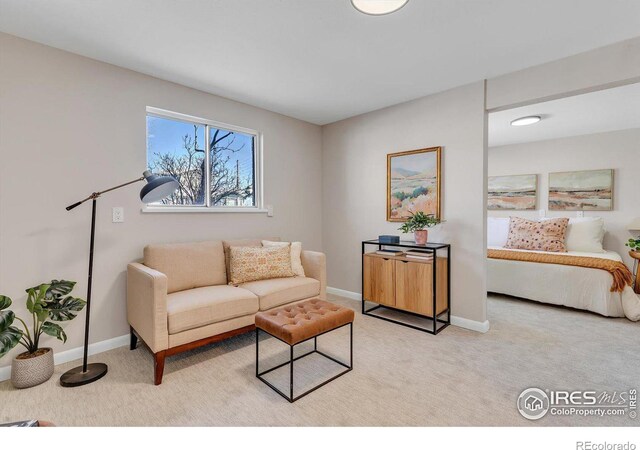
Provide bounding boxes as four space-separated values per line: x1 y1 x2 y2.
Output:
541 217 605 253
487 217 510 247
489 216 606 253
564 217 605 253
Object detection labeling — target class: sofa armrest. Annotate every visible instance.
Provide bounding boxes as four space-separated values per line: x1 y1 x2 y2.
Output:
127 263 169 353
301 250 326 300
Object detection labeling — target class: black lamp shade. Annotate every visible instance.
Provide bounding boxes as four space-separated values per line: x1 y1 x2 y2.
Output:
140 171 179 203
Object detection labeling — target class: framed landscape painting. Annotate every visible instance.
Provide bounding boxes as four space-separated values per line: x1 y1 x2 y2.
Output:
387 147 441 221
487 174 537 210
548 169 613 211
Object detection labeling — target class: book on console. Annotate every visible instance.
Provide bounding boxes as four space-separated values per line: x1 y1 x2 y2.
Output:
376 250 404 256
405 249 434 256
405 253 434 260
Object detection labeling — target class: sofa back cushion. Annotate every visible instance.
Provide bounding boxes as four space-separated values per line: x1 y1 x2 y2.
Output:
144 241 226 293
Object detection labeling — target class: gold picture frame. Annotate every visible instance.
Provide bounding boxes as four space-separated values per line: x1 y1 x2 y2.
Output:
387 146 441 222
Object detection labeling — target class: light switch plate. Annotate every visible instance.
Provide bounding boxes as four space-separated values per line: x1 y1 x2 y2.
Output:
112 207 124 223
267 205 274 217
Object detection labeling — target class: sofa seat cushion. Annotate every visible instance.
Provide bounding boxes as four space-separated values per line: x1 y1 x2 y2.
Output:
167 285 258 334
240 277 320 311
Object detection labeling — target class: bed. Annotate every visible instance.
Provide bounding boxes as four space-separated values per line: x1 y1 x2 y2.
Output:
487 217 640 321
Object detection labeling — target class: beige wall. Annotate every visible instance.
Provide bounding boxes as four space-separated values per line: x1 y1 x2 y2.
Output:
322 82 488 324
0 33 323 368
2 28 639 371
488 128 640 267
487 37 640 111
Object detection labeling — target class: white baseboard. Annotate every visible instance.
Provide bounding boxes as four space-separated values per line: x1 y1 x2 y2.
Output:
0 334 129 382
450 316 490 333
327 286 362 301
327 286 490 333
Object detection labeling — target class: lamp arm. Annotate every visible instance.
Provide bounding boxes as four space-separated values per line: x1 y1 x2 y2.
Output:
65 176 145 211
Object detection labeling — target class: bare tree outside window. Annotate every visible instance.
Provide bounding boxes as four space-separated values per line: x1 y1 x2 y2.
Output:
146 115 256 207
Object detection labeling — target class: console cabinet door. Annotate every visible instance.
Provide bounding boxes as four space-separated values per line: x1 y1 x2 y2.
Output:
395 260 432 315
395 259 448 317
363 255 395 306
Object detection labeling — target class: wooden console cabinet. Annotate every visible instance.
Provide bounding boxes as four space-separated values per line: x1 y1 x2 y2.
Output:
362 240 451 334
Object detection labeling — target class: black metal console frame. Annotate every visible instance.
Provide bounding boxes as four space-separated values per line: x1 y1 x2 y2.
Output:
255 322 353 403
361 239 451 335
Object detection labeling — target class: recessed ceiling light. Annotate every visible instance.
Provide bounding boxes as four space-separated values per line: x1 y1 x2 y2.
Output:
351 0 409 15
510 116 541 127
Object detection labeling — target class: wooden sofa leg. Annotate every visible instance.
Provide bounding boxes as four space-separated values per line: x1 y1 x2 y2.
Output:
154 351 166 385
130 327 138 350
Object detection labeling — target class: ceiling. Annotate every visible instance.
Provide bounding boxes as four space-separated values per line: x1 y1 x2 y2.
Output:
1 1 640 125
488 82 640 147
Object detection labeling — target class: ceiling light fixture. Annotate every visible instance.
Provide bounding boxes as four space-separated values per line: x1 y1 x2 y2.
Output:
351 0 409 15
510 116 541 127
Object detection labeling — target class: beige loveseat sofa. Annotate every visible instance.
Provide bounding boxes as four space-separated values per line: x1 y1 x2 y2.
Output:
126 238 326 385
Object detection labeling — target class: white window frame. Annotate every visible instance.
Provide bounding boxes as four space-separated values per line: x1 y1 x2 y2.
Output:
143 107 265 213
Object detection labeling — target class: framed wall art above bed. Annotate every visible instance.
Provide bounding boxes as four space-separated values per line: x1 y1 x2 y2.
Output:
548 169 613 211
487 174 537 210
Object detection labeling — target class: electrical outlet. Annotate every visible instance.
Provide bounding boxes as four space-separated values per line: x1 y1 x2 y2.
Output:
112 207 124 223
538 209 546 218
576 211 584 218
267 205 274 217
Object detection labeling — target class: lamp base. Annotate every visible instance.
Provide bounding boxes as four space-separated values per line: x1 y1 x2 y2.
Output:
60 363 108 387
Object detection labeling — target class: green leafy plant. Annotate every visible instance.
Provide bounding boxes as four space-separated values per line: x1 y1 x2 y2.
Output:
0 280 86 358
626 238 640 252
398 211 441 233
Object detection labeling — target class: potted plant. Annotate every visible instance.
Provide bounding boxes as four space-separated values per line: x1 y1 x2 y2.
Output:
398 211 441 245
0 280 85 389
626 238 640 259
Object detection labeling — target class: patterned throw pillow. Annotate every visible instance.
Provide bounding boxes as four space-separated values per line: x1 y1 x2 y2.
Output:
262 240 305 277
504 217 569 252
228 245 295 285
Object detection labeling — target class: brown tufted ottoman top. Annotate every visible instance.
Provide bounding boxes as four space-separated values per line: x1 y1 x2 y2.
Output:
255 299 354 345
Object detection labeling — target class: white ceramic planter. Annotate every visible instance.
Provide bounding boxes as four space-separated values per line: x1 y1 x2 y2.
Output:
11 348 54 389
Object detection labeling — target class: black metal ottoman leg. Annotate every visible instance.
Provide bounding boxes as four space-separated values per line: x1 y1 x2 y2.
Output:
255 328 259 377
350 322 353 369
289 344 294 402
255 322 353 403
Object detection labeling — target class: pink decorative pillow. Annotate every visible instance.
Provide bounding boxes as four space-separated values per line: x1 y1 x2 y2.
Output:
505 217 569 252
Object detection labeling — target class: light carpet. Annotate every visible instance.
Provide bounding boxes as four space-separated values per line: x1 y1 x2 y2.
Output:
1 294 638 426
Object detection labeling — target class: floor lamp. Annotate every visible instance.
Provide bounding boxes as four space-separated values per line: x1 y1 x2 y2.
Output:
60 170 179 387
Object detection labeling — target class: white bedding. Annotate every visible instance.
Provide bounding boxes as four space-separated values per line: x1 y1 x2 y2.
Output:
487 246 640 321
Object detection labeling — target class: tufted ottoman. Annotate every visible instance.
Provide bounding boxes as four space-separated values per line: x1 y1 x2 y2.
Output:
255 298 354 402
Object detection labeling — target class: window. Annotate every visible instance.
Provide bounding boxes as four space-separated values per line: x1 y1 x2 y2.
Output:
145 107 261 210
